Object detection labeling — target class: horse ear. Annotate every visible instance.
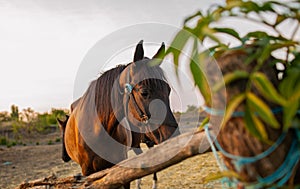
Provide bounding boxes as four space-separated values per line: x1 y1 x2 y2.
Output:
134 40 144 62
57 118 64 127
152 42 165 66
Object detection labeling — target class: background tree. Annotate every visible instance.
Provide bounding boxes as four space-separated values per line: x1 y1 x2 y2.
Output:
185 105 198 113
0 111 11 122
10 104 19 121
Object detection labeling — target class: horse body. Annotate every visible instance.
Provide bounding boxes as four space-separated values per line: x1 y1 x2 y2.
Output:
65 111 128 175
58 41 179 188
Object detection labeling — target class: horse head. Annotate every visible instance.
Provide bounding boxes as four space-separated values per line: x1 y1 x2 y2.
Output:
57 115 71 162
119 40 180 145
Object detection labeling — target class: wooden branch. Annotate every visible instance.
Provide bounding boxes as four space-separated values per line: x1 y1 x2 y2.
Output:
16 130 210 189
16 174 85 189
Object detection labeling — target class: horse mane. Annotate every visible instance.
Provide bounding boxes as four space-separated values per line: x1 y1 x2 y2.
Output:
94 64 128 130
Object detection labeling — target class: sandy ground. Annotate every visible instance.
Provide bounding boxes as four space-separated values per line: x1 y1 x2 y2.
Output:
2 116 299 188
0 144 220 189
0 139 221 189
0 113 222 189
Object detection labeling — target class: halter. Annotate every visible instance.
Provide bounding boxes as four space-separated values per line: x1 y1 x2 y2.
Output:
123 64 149 124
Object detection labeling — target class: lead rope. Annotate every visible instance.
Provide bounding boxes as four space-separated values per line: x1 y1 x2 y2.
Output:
203 107 300 188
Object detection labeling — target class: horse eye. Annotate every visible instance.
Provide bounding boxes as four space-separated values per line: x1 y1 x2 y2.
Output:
141 90 149 98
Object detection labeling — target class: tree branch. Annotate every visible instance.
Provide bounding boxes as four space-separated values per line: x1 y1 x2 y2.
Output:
16 130 210 189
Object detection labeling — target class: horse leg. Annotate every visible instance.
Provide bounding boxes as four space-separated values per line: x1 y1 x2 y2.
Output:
145 141 157 189
152 172 157 189
133 142 157 189
132 147 143 189
123 182 131 189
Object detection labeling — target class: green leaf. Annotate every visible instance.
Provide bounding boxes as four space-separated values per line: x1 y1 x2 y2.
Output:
275 14 287 26
252 72 286 105
257 42 271 66
190 41 211 105
207 44 229 58
260 1 275 12
223 93 246 126
251 112 269 142
279 66 300 99
283 100 299 131
198 117 209 130
166 29 192 70
213 71 249 92
240 1 261 13
204 170 243 183
270 40 298 52
279 73 298 99
197 25 220 44
244 47 261 64
247 92 280 129
244 105 264 140
214 27 241 40
243 31 269 40
183 11 202 25
290 89 300 102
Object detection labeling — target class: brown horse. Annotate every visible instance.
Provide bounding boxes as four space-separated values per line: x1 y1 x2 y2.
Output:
57 115 71 162
59 41 179 188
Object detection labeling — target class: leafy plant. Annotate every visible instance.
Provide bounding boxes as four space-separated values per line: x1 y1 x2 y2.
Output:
10 104 19 121
167 0 300 140
0 136 8 145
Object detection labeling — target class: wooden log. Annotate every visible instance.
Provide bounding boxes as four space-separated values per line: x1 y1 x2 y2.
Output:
16 174 84 189
84 130 210 189
16 130 210 189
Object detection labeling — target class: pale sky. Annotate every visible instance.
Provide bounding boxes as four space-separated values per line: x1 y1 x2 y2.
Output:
0 0 298 113
0 0 225 112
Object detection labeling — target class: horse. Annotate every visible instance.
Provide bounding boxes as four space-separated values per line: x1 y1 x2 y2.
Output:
58 40 180 188
57 115 71 162
58 105 158 189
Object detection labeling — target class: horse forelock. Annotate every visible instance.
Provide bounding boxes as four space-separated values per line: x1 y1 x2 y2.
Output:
131 59 168 88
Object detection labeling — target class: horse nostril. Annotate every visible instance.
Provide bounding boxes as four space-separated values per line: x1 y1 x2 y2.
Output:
141 115 149 124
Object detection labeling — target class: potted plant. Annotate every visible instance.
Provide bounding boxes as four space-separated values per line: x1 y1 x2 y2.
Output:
167 0 300 188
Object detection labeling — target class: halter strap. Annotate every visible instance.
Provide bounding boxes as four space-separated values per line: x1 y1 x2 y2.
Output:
123 65 149 124
124 83 133 94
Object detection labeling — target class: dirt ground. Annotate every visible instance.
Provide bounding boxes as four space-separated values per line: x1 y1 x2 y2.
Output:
0 135 221 189
0 144 221 189
0 113 222 189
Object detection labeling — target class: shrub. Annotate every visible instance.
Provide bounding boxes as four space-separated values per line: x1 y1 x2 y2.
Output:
0 136 8 146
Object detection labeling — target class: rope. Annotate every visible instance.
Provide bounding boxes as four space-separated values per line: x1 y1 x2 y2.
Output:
204 125 225 171
214 131 287 172
204 125 235 188
202 106 283 117
204 123 300 188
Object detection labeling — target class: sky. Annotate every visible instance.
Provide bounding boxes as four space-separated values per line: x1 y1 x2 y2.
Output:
0 0 226 113
0 0 298 113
